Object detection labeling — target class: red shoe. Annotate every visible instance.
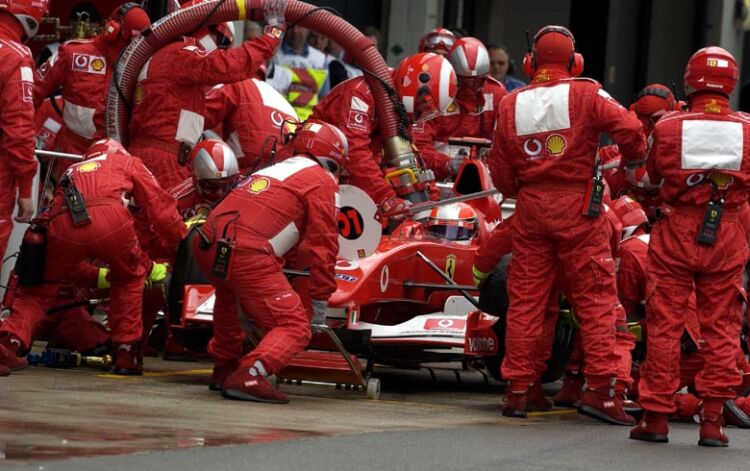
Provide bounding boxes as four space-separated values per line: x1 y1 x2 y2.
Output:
0 337 27 371
113 344 143 376
629 411 669 443
674 393 702 421
527 382 553 412
221 368 289 404
209 359 239 391
0 365 9 376
552 372 584 407
577 383 636 426
502 384 529 418
723 399 750 429
699 400 729 447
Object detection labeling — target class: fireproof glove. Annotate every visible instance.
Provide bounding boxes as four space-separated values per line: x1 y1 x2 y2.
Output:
263 0 287 38
311 299 327 326
97 267 111 290
379 195 411 216
472 264 490 288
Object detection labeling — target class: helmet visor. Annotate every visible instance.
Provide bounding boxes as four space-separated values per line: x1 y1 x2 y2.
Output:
426 224 475 241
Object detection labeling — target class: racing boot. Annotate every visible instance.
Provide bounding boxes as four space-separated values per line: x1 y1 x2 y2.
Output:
112 343 143 376
673 392 702 422
552 371 584 407
209 359 239 391
577 380 636 426
502 382 529 418
526 382 553 412
723 398 750 429
0 365 9 376
629 411 669 443
0 335 28 371
221 360 288 404
699 399 729 447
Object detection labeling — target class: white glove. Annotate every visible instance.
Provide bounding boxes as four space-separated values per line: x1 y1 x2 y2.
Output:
311 299 327 326
263 0 287 28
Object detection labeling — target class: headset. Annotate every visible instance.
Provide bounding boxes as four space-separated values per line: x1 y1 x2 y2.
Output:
102 2 142 42
630 86 682 112
522 26 583 78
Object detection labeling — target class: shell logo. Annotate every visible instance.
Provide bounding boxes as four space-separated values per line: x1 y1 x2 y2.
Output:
248 177 270 194
91 58 105 72
708 172 733 190
77 161 100 173
545 134 566 155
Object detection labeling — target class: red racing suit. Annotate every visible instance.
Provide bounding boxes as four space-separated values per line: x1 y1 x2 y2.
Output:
488 71 646 389
412 78 507 180
0 31 36 260
309 76 395 205
638 93 750 413
41 152 185 345
34 37 120 158
205 78 297 171
193 156 338 374
128 35 280 190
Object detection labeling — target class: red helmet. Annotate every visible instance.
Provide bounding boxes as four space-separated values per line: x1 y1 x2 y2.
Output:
448 37 490 112
393 53 457 124
631 84 676 118
612 196 648 232
102 3 151 42
189 139 240 203
418 27 456 56
0 0 49 39
291 120 349 177
684 46 738 96
181 0 232 50
83 138 129 160
522 25 583 78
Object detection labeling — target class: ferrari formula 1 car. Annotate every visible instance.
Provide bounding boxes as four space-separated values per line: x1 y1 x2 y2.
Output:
167 142 575 398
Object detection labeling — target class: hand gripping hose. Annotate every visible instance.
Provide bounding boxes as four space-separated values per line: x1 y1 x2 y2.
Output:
105 0 406 154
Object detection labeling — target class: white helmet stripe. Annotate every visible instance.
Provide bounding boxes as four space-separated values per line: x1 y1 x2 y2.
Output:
438 58 454 113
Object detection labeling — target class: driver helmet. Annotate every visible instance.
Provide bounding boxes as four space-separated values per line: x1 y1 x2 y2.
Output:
426 202 478 243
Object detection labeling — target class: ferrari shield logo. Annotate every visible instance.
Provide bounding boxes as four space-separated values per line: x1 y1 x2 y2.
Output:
445 254 456 284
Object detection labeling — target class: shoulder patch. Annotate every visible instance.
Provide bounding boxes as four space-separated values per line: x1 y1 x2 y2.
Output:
351 96 370 112
71 53 107 75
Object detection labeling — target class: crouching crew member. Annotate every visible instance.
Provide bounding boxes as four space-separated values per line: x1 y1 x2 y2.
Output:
194 120 347 404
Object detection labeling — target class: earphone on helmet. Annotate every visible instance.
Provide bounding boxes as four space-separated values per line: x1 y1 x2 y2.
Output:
522 26 583 78
102 2 141 42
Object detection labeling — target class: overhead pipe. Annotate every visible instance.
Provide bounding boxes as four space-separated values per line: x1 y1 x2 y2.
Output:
106 0 407 154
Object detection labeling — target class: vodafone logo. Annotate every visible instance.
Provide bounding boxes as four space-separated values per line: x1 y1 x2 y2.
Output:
523 138 542 158
424 318 466 331
270 110 284 127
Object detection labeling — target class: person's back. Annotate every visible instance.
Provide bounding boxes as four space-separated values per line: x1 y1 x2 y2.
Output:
487 25 644 426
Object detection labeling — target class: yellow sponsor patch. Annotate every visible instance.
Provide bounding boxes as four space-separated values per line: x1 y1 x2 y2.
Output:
249 177 270 194
77 161 101 173
545 134 566 155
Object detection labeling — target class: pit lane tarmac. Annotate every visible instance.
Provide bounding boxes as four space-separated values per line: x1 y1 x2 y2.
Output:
1 358 748 471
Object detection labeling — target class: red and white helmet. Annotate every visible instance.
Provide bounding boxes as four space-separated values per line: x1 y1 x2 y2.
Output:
611 196 648 238
84 138 129 160
684 46 739 96
0 0 49 39
180 0 233 50
292 119 349 178
393 53 457 124
448 37 490 112
190 139 240 202
426 202 478 243
625 164 660 191
418 27 455 56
